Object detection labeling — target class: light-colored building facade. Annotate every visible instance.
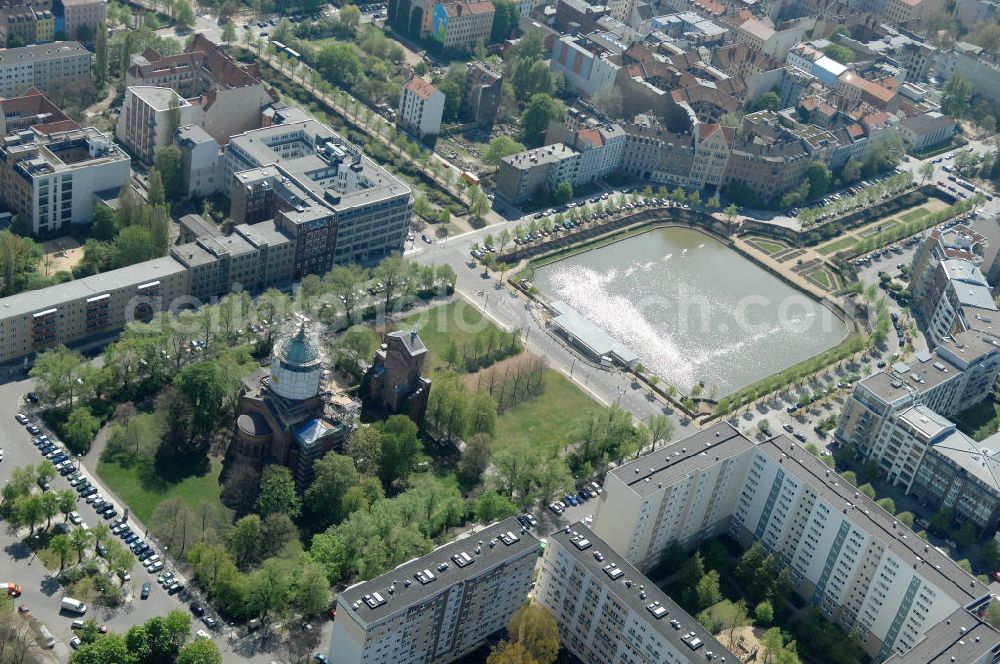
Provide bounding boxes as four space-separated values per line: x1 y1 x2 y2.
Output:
897 112 956 152
593 423 996 662
327 518 537 664
550 33 621 98
536 525 739 664
53 0 105 40
936 42 1000 105
0 125 130 235
397 75 445 139
431 0 494 53
0 41 90 98
175 124 223 198
495 143 581 205
115 86 200 164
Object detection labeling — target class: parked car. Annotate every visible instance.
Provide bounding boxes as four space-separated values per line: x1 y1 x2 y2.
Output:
15 414 28 424
548 502 564 514
140 583 150 600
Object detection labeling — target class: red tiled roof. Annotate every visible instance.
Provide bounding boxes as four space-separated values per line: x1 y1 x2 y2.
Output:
846 123 864 139
404 75 439 101
576 128 603 148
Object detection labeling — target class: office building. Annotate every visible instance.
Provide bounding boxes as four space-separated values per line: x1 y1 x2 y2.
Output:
327 518 538 664
536 524 739 664
397 75 445 140
431 0 495 53
0 125 130 235
0 41 90 98
462 61 502 127
224 117 412 271
593 424 997 661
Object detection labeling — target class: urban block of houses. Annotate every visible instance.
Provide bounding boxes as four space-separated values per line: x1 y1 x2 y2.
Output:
118 34 277 163
0 40 90 98
431 0 495 52
0 109 412 365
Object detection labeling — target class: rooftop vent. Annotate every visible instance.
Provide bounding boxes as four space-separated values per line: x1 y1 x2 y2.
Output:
452 552 474 568
362 592 386 609
603 563 624 579
414 569 436 585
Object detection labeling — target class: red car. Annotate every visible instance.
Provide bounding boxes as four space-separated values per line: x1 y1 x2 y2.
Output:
3 583 23 597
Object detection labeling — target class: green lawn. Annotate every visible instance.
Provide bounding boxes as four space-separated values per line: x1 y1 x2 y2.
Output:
494 369 604 456
817 236 859 255
807 270 834 289
401 300 513 374
899 207 930 223
96 456 226 525
751 238 787 255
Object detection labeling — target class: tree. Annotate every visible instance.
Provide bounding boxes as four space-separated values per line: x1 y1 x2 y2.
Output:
221 19 236 44
90 205 117 242
50 533 73 570
488 641 539 664
459 433 492 484
340 4 361 32
154 145 184 202
483 136 525 167
63 406 99 454
858 483 876 500
919 161 935 184
876 497 896 514
305 452 359 531
326 264 368 322
647 414 675 449
955 522 978 548
490 0 519 42
757 91 781 111
173 0 195 30
256 466 301 519
551 180 573 205
57 489 77 521
822 43 854 63
94 22 109 87
30 345 85 408
332 325 379 375
69 526 94 562
469 187 491 227
176 638 222 664
507 604 559 664
70 633 132 664
805 162 832 201
372 255 408 309
981 539 999 565
754 599 774 625
695 569 723 610
475 491 518 522
316 43 362 87
896 511 915 528
942 74 973 119
379 415 422 489
345 425 382 475
226 514 263 569
520 94 564 147
171 361 228 445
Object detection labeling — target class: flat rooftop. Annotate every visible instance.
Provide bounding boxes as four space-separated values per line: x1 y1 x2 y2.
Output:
882 607 999 663
548 523 738 659
758 434 991 605
0 41 89 66
610 422 754 498
0 256 187 319
337 517 538 625
856 350 963 405
549 300 638 365
930 430 1000 493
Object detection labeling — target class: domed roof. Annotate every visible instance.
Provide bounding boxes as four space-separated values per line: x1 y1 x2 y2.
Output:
279 324 320 365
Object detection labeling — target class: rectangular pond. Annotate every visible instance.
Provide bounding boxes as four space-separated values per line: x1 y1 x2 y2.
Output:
533 226 849 396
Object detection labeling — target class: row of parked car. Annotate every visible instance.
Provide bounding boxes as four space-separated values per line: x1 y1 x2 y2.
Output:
548 481 603 514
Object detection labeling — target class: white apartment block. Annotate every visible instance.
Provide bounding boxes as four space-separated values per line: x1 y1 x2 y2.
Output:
397 75 445 139
327 518 538 664
592 423 996 662
536 525 739 664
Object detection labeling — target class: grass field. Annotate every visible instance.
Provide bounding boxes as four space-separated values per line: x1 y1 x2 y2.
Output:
749 238 788 255
817 236 859 255
97 457 226 525
899 208 930 223
807 270 834 289
493 369 604 455
401 300 510 374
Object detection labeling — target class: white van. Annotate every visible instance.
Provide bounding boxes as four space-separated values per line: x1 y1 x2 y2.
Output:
60 597 87 614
